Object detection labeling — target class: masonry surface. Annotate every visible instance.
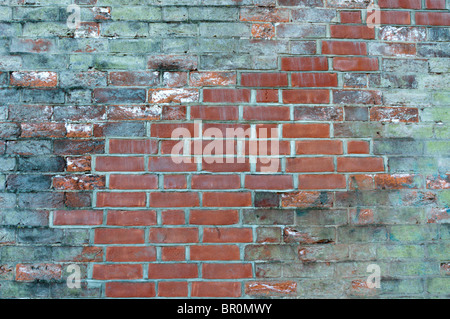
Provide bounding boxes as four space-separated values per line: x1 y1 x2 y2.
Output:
0 0 449 299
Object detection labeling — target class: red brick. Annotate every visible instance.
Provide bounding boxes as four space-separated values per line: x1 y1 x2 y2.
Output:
191 105 239 121
158 282 188 297
95 228 145 244
296 140 343 155
203 89 251 103
107 210 157 226
151 123 198 138
241 73 288 87
109 139 157 154
283 90 330 104
337 157 385 172
281 57 328 71
16 264 61 281
148 227 198 243
298 174 346 189
150 192 199 207
190 72 236 87
11 71 57 87
380 11 411 25
192 174 240 189
189 210 239 225
97 192 146 208
162 105 186 120
164 175 187 189
161 246 185 261
374 174 421 189
203 192 252 207
106 246 156 262
149 157 197 172
347 140 370 154
53 175 105 191
426 0 446 9
53 210 103 225
283 123 330 138
378 0 421 9
330 25 375 39
256 89 279 103
245 175 293 190
109 71 159 86
162 210 185 225
148 263 198 279
291 73 338 88
202 263 253 279
190 245 240 261
93 264 142 280
333 57 379 71
64 192 91 208
106 282 155 298
243 106 290 121
340 11 361 23
294 106 344 121
96 156 145 172
110 174 158 190
203 227 253 243
416 12 450 26
202 160 250 173
286 157 335 172
322 41 367 55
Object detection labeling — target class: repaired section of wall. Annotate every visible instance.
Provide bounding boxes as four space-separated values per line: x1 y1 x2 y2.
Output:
0 0 449 298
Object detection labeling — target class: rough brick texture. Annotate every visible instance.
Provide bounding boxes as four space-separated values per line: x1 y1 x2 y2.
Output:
0 0 449 299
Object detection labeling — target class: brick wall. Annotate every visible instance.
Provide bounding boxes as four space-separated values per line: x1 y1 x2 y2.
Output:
0 0 449 298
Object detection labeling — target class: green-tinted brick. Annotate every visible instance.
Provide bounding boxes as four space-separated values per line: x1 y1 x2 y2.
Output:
101 22 148 37
390 262 440 276
338 226 388 243
189 7 239 21
377 245 425 259
427 141 450 155
163 7 188 22
389 225 439 243
0 7 12 21
109 39 161 53
13 7 59 21
111 6 161 21
93 55 146 70
427 278 450 294
381 278 423 295
427 243 450 260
